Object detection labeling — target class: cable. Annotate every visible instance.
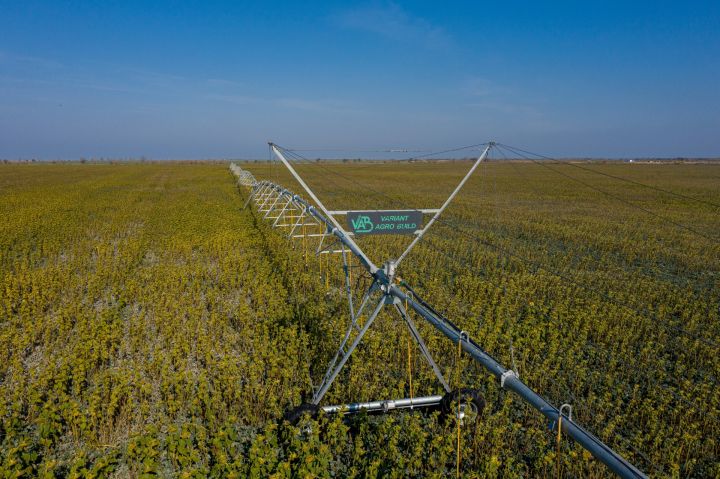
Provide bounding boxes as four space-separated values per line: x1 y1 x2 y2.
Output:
272 142 720 398
497 143 720 210
412 222 720 387
279 147 360 209
285 148 432 153
283 143 715 297
496 144 719 244
497 146 715 297
402 142 490 161
276 144 415 209
416 231 720 401
276 142 719 348
432 215 719 349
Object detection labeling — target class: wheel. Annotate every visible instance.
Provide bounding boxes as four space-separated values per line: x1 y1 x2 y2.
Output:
441 388 485 424
283 403 320 425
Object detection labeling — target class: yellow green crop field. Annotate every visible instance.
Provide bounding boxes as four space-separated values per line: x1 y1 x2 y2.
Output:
1 161 718 477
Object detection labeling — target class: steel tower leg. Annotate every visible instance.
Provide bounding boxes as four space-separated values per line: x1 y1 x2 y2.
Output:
312 295 385 405
394 302 451 393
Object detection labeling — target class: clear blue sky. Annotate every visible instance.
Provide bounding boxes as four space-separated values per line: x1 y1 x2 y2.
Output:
1 1 718 159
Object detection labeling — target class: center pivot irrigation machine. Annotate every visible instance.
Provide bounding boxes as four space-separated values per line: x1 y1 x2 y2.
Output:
230 142 647 479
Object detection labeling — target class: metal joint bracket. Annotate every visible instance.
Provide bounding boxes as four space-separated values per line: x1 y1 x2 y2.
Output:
384 260 396 283
384 294 400 305
500 369 518 388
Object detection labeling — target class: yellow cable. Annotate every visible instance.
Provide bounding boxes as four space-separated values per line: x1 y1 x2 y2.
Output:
405 297 414 403
456 338 462 479
407 336 413 401
556 416 563 479
457 417 461 478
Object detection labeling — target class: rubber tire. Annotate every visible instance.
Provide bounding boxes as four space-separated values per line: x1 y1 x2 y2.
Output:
441 388 485 421
283 403 320 425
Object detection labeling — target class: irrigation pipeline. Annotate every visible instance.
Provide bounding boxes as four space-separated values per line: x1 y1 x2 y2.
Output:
236 172 647 479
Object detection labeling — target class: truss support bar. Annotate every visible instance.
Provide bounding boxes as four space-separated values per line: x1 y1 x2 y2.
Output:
292 233 330 238
244 184 264 209
288 205 307 238
246 185 268 209
290 224 323 229
270 143 380 276
272 198 293 226
316 232 328 254
322 395 443 415
394 302 451 393
328 209 441 215
312 296 385 405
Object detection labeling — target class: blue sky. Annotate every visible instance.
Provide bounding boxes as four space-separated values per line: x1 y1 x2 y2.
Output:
1 1 718 159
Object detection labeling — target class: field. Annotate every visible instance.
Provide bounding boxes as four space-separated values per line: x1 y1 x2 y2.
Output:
1 160 718 477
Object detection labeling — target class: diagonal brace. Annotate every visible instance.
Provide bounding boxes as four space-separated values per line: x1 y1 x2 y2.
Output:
312 296 385 405
394 301 451 393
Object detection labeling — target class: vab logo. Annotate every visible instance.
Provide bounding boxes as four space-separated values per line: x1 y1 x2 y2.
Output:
351 215 374 233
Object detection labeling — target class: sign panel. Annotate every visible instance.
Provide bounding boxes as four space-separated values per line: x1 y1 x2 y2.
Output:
346 210 423 235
